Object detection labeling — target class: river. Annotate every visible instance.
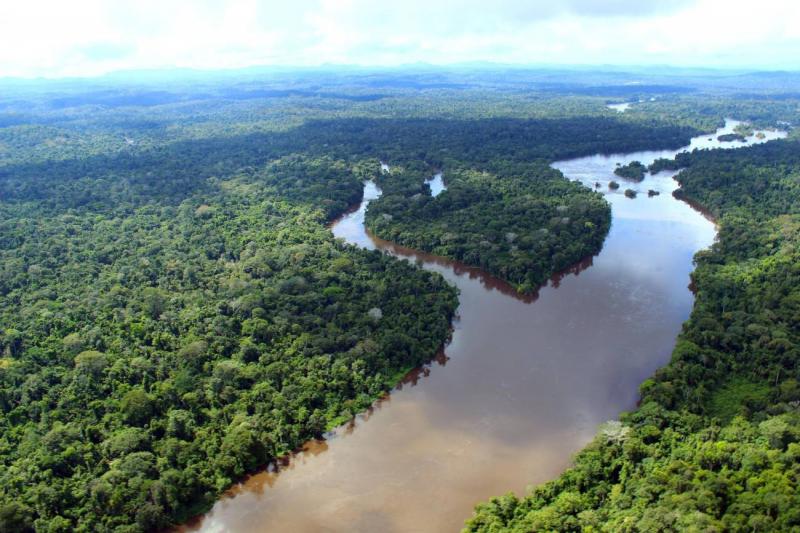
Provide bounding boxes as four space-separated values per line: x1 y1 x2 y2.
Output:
425 172 446 197
184 120 785 533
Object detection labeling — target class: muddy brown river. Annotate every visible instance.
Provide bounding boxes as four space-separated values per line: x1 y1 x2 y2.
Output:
184 120 784 533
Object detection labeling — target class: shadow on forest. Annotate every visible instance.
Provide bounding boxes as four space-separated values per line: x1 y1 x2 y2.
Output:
0 115 699 213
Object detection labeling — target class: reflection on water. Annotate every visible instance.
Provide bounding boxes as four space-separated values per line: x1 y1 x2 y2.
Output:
607 102 631 113
425 172 447 197
561 119 785 202
183 120 785 533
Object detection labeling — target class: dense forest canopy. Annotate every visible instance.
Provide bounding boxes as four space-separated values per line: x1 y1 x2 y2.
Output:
465 138 800 533
0 143 460 531
614 160 647 182
1 68 799 531
366 160 611 292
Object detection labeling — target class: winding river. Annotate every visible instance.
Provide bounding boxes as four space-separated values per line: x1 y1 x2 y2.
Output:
185 120 785 533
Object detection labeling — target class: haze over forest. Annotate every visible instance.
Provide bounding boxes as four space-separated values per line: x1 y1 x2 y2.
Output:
1 1 800 533
1 0 799 78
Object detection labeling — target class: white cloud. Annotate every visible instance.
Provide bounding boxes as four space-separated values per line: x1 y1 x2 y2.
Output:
0 0 798 78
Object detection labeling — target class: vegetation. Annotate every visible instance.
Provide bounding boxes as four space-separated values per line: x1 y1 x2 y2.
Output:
464 138 800 533
0 73 707 531
734 122 755 138
718 132 747 143
614 161 647 181
672 139 800 218
0 100 465 531
620 94 800 133
366 160 611 292
2 68 800 532
648 157 683 174
360 118 701 292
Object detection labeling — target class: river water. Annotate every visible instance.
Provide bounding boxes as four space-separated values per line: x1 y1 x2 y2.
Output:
425 172 446 197
607 102 631 112
185 120 784 533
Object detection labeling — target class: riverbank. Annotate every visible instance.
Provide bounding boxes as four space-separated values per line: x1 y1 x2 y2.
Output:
180 121 787 533
466 133 799 533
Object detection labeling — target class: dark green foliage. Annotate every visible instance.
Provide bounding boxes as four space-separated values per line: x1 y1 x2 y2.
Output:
708 378 771 422
359 117 701 292
2 77 702 531
614 160 647 181
0 502 34 533
673 139 800 219
718 132 747 142
466 409 800 532
0 162 459 530
465 139 800 532
648 157 682 174
0 102 462 530
621 95 800 132
367 162 611 293
4 72 798 532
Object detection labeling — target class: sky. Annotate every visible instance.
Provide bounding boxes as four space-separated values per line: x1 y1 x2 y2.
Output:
0 0 798 78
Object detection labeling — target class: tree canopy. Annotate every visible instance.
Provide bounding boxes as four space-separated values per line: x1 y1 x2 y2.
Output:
465 139 800 533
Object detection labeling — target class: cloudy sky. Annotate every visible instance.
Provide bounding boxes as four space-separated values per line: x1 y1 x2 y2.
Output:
1 0 798 78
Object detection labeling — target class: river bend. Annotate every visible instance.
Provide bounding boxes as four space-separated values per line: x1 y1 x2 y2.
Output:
186 120 784 533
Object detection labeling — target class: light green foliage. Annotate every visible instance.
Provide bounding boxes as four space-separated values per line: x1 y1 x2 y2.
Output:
368 163 611 292
466 138 800 533
0 87 464 531
355 116 700 292
2 70 799 532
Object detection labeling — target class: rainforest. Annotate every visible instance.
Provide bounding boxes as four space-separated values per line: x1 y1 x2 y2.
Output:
1 67 799 532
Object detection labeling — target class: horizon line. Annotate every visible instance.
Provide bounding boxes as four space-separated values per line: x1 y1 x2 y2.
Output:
2 61 799 83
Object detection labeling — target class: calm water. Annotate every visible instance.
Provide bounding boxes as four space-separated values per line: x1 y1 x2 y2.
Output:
184 121 784 533
607 102 631 112
425 172 447 197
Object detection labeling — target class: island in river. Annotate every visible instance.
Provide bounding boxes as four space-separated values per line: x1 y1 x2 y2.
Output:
182 120 784 533
2 68 798 533
466 131 800 532
614 160 647 181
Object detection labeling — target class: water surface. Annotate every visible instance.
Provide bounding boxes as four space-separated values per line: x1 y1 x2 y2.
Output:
186 121 784 533
607 102 631 113
425 172 446 197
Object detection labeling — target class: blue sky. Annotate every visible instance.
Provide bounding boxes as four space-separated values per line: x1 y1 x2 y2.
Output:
1 0 798 78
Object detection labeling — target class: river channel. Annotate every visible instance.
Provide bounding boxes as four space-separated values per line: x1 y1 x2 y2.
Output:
186 120 784 532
